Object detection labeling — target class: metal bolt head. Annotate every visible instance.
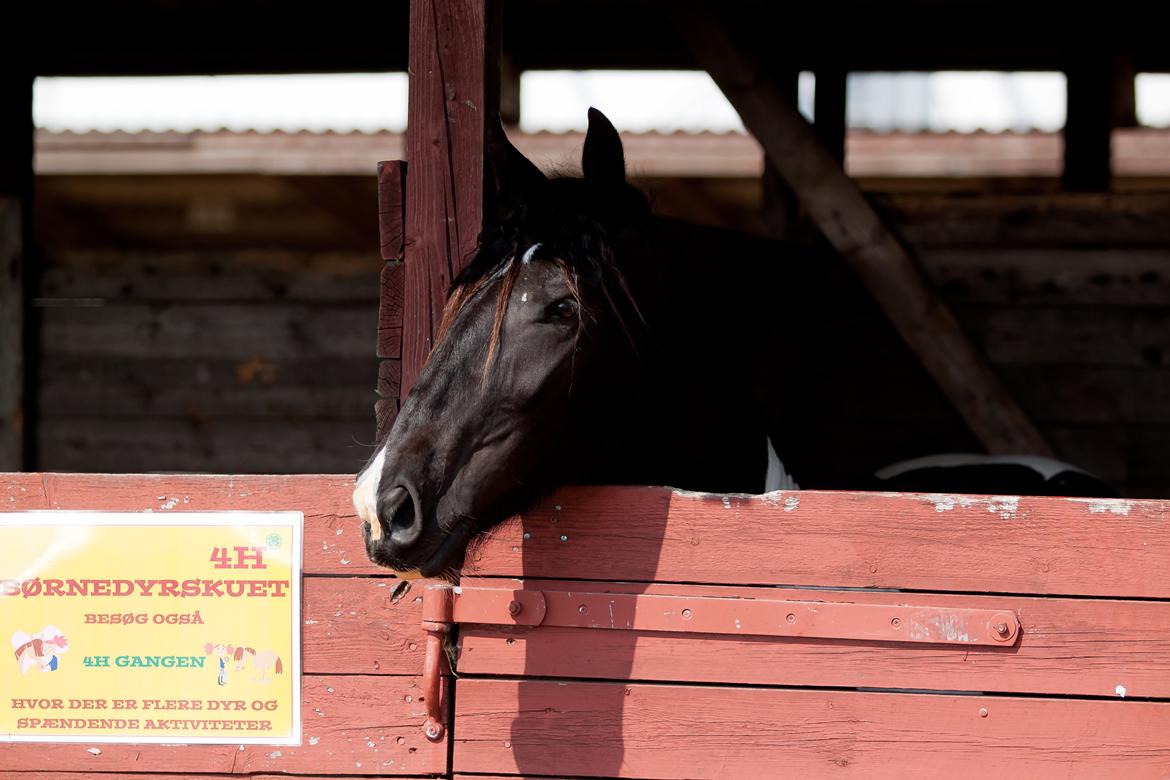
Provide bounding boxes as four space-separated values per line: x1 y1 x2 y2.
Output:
559 534 568 542
995 622 1010 637
424 721 444 741
507 600 523 617
979 708 989 718
891 617 901 628
681 608 693 619
522 532 531 540
785 613 797 624
578 604 588 615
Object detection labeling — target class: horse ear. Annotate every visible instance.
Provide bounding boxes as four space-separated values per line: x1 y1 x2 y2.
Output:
582 107 625 186
487 113 546 216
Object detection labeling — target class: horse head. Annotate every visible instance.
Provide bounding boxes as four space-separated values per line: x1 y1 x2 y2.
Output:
358 108 654 577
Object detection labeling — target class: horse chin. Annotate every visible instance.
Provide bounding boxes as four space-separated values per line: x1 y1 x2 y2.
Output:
417 516 478 578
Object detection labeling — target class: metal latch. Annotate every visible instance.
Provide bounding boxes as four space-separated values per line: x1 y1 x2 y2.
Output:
419 583 1020 740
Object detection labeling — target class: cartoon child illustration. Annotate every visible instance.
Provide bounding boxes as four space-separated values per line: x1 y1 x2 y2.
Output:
204 642 234 685
12 626 69 674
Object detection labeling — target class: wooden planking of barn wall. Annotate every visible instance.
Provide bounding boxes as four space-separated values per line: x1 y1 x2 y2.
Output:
452 486 1170 779
32 174 384 476
0 473 445 778
28 173 1170 496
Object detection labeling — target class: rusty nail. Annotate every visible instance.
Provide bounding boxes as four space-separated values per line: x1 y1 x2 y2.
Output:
979 708 989 718
507 600 523 617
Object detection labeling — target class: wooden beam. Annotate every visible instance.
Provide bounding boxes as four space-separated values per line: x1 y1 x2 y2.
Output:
0 73 33 471
1063 57 1114 192
680 12 1053 457
402 0 494 396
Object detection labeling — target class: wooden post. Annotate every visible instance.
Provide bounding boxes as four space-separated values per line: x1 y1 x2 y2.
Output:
680 11 1053 456
401 0 497 397
376 160 406 441
1063 57 1113 192
0 73 33 471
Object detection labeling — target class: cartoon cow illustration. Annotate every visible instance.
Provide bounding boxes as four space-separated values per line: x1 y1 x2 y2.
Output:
232 646 283 684
12 626 69 674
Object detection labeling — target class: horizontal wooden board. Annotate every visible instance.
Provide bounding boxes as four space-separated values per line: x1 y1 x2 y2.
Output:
878 190 1170 247
303 578 425 675
957 305 1170 367
37 419 375 475
0 676 442 776
40 303 376 360
39 255 379 303
1 774 436 780
458 578 1170 697
924 249 1170 306
39 356 377 420
464 486 1170 597
455 679 1170 779
0 473 382 576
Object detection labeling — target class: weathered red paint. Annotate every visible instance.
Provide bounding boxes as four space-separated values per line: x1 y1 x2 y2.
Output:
455 679 1170 779
459 578 1170 698
464 486 1170 597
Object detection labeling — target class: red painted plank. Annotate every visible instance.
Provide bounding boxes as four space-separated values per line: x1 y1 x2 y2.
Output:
402 0 488 395
1 775 438 780
378 262 403 360
456 679 1170 779
303 578 425 675
0 676 443 775
0 473 380 576
458 578 1170 697
377 160 406 262
464 486 1170 598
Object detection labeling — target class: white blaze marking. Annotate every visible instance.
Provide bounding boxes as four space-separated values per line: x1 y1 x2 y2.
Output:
521 243 542 264
353 448 386 540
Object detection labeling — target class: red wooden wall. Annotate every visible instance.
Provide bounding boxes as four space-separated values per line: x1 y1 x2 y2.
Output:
0 473 443 778
453 486 1170 778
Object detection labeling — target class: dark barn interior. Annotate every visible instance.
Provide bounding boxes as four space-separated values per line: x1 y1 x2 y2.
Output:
2 1 1168 497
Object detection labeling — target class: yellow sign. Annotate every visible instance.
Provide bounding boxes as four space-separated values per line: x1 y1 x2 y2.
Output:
0 512 301 745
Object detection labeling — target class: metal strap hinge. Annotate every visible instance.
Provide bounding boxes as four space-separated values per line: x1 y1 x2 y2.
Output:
418 582 1020 740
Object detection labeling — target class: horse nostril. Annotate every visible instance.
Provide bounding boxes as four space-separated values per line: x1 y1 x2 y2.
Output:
381 485 422 548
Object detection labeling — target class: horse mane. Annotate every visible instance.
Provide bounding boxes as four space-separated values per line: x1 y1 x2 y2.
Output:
433 185 646 376
233 646 255 660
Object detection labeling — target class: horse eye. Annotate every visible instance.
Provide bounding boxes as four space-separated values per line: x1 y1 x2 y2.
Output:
552 298 578 319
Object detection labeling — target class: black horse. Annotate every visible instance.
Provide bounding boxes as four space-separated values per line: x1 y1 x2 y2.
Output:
357 108 1113 578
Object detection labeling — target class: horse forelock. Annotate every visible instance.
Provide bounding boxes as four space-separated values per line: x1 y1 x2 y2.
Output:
429 195 647 382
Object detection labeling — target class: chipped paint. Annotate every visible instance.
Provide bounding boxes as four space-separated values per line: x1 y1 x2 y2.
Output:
308 736 320 745
919 493 1021 519
267 750 283 759
784 495 800 512
1116 684 1128 697
1072 498 1133 516
87 747 102 755
721 496 732 509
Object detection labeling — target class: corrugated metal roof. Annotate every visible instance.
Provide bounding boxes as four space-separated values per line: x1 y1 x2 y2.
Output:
34 128 1170 178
